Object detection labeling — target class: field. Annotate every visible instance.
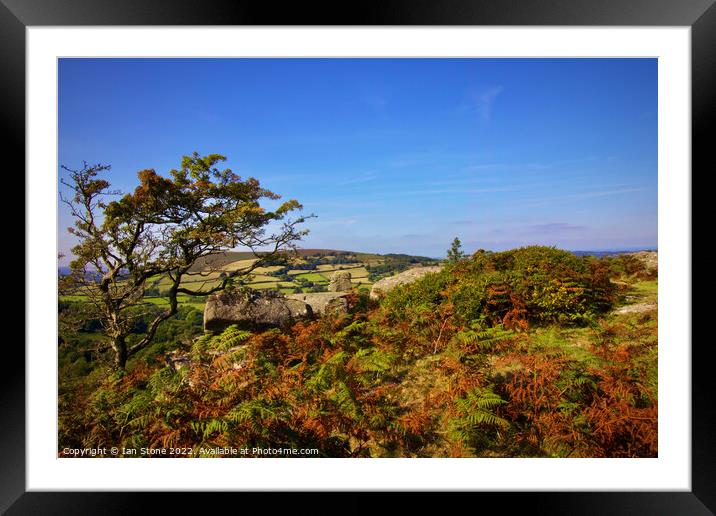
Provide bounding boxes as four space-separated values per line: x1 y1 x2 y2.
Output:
60 251 435 309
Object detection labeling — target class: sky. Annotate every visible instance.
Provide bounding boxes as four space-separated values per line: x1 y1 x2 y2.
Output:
58 58 657 261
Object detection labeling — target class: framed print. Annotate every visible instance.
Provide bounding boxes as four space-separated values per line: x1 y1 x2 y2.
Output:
6 0 712 513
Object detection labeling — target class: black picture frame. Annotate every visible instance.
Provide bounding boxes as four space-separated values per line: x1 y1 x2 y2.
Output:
6 0 711 513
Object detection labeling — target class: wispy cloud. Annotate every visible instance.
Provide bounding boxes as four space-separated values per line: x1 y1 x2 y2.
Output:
529 223 587 233
459 86 504 121
465 156 601 173
477 86 503 121
517 187 651 209
259 172 323 184
375 186 521 199
466 163 511 171
311 217 359 227
428 176 503 187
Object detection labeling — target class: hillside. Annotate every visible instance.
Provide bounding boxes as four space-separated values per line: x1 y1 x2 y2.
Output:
148 249 439 306
58 246 658 458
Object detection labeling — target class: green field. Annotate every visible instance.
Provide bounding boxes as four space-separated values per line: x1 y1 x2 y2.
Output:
315 263 362 271
250 282 282 290
219 258 259 271
290 272 329 282
337 266 369 278
143 295 206 311
58 250 447 317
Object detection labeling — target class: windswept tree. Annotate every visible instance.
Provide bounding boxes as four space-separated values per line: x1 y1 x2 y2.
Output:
60 152 310 369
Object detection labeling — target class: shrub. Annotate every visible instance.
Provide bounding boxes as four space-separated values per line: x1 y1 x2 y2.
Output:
380 269 451 322
388 246 617 328
58 245 650 459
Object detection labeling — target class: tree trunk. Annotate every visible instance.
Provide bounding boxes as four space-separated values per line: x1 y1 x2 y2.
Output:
112 335 128 370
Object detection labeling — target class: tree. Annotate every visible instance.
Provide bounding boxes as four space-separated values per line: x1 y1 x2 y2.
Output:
60 152 310 369
447 237 466 263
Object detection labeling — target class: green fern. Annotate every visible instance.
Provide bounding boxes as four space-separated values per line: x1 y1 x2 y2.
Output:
191 325 252 360
306 351 348 392
215 325 252 351
355 347 395 374
329 381 360 421
191 418 229 440
447 387 509 454
225 399 279 425
454 324 514 351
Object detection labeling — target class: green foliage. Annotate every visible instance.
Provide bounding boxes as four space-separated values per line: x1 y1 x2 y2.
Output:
448 270 505 325
606 253 651 278
380 269 451 322
447 246 615 326
453 324 515 354
60 153 310 369
59 246 655 459
493 246 589 274
194 325 252 354
447 387 509 453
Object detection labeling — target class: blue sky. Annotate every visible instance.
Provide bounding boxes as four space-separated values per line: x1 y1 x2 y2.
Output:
58 58 657 260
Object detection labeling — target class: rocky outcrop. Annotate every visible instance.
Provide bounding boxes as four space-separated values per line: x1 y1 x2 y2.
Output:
628 251 658 272
329 270 352 292
370 265 443 300
286 292 349 316
203 289 312 333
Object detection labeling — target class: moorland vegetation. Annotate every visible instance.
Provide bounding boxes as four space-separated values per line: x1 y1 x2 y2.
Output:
58 153 658 458
60 242 658 457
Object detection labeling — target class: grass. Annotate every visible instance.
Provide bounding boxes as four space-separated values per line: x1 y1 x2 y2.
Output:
142 295 205 311
503 279 658 371
253 265 286 274
631 280 658 301
242 274 279 283
61 293 207 311
335 266 369 278
316 263 362 271
60 295 89 302
220 258 259 271
250 282 282 290
290 272 329 282
610 278 658 309
60 253 421 318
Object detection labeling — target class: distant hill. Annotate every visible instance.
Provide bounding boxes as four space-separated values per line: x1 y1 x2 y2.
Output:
57 248 438 286
190 248 436 272
60 248 655 277
189 249 350 272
